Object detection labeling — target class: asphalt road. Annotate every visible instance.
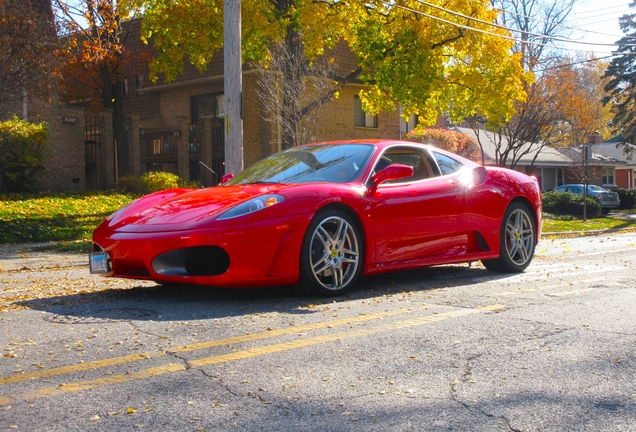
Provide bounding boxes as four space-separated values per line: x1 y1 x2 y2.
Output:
1 233 635 431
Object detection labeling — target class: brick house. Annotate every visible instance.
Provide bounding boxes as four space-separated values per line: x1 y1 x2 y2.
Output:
5 11 401 191
0 0 86 192
10 5 629 193
119 27 402 187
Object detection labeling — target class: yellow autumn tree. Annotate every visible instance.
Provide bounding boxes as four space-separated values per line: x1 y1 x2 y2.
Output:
122 0 530 148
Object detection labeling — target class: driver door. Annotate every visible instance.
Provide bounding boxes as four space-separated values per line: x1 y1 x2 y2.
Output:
370 148 465 264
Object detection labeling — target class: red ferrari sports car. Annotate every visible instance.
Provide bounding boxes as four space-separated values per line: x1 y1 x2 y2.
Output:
90 139 542 297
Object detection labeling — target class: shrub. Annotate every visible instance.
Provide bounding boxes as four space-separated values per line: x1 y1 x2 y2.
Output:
404 127 481 162
116 175 144 194
616 188 636 209
0 116 50 192
141 171 181 192
543 192 602 217
116 172 198 194
177 178 200 189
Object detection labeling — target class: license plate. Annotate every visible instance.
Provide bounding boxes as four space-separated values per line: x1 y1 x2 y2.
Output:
89 252 110 274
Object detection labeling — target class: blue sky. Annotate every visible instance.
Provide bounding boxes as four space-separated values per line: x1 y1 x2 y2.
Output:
565 0 633 55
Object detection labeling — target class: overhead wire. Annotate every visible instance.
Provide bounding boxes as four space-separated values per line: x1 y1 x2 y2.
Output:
464 0 635 41
533 55 614 73
412 0 636 47
376 0 636 57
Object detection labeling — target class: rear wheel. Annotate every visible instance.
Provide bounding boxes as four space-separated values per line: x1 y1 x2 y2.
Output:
298 210 363 297
482 202 536 273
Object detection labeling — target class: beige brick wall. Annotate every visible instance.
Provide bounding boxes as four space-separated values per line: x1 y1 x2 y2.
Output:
313 86 400 143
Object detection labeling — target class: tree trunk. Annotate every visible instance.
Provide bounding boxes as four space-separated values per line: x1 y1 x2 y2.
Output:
280 25 304 149
101 65 129 177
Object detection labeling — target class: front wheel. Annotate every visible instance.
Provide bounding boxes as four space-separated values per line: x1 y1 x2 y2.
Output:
482 202 536 273
298 210 363 297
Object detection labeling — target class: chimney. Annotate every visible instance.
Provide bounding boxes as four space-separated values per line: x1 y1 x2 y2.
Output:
588 132 603 144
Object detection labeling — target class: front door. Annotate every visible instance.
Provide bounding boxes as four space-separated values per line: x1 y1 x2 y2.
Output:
371 173 464 264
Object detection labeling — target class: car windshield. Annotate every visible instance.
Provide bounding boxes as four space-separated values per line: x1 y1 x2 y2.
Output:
226 144 375 185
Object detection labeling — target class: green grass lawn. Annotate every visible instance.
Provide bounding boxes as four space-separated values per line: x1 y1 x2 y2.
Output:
0 192 635 254
0 192 136 252
542 211 636 234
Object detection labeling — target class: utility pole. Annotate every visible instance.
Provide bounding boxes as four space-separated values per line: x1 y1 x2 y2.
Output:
583 144 589 221
223 0 243 176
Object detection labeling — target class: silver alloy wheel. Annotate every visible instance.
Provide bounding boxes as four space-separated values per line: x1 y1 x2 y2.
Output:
504 208 535 266
309 215 360 290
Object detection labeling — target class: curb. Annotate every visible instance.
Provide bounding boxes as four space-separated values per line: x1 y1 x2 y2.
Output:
542 227 636 238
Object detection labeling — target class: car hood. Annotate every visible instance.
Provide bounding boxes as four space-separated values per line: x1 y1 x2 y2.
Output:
108 184 292 232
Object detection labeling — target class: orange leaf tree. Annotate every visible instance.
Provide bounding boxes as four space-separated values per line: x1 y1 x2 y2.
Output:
0 0 59 119
54 0 150 176
466 0 588 168
404 128 481 162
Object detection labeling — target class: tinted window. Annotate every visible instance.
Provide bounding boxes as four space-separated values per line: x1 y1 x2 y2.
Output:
226 144 374 185
433 152 464 175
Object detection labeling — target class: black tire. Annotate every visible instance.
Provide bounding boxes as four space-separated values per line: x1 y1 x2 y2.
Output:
482 202 536 273
297 209 363 297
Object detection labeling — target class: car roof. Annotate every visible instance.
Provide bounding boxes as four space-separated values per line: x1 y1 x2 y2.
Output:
301 139 479 168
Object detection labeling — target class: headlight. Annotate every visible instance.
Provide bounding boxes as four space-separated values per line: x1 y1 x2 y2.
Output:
217 194 285 220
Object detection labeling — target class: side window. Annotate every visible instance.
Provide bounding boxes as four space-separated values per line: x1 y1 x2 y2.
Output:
433 152 464 175
374 148 437 183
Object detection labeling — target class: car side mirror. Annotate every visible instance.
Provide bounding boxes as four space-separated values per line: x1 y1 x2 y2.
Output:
221 173 234 184
372 164 414 185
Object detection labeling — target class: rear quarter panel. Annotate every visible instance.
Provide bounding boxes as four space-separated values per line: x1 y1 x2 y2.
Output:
460 168 542 254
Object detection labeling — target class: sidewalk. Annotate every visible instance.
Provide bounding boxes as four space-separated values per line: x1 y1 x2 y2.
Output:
0 244 87 272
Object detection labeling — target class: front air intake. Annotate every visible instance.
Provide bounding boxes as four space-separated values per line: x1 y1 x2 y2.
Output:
153 246 230 276
184 246 230 276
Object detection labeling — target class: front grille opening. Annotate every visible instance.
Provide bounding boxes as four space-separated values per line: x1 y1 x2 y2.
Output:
185 246 230 276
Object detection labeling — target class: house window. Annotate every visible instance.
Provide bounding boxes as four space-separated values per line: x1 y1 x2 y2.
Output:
135 75 146 95
399 106 417 134
354 95 377 128
602 166 615 186
191 93 224 123
556 168 564 187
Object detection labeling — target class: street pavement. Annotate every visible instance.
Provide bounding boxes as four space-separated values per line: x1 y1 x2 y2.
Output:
0 233 635 431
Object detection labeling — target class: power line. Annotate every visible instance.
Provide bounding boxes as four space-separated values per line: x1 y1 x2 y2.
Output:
413 0 636 47
534 55 614 73
379 1 636 58
467 0 634 42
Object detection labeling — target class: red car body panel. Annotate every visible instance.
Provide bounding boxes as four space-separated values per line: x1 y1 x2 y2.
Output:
92 140 542 288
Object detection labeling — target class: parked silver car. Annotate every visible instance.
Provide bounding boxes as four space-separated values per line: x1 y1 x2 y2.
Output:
553 184 621 213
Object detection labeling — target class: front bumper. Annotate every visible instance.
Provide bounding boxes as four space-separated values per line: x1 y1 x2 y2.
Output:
92 214 312 287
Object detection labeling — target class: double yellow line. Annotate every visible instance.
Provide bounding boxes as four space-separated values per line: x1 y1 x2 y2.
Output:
0 304 503 405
